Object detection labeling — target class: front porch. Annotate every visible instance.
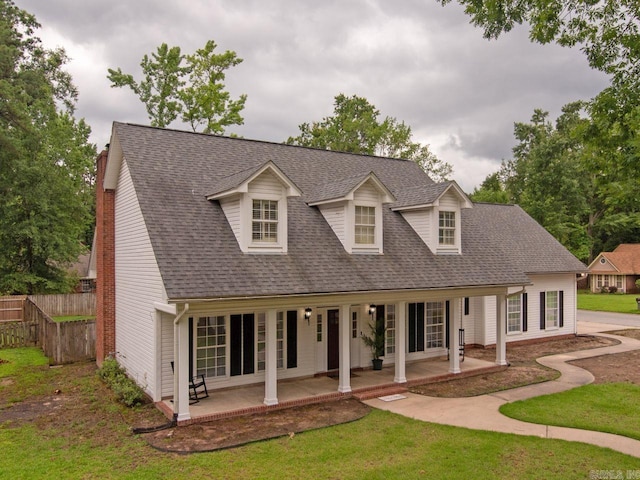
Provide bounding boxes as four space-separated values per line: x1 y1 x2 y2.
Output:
159 354 500 425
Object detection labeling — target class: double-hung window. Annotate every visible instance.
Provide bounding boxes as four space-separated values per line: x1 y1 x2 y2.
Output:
252 199 278 243
355 205 375 244
439 211 455 246
507 296 522 333
426 302 444 348
545 291 559 329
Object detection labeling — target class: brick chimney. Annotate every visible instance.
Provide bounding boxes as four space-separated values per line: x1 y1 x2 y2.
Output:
95 149 115 366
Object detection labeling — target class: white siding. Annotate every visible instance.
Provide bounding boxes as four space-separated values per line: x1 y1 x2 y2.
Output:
319 203 346 245
160 312 174 398
438 190 458 209
249 170 283 196
400 209 433 250
482 274 577 346
353 180 379 203
115 159 168 401
219 196 241 242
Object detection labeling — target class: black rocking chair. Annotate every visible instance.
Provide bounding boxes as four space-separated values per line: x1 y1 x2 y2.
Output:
170 361 209 404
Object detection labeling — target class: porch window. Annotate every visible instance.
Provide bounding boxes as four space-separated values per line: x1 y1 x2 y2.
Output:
385 305 395 355
252 199 278 243
507 296 521 333
352 311 358 339
596 275 603 289
438 211 455 246
355 205 375 244
196 316 226 378
616 276 623 289
426 302 444 348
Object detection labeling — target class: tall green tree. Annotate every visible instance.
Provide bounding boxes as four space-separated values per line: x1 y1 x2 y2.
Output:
286 94 453 182
0 0 96 294
108 41 246 133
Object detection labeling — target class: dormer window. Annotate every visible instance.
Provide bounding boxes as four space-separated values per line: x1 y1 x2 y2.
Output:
252 200 278 243
305 172 395 255
391 181 472 255
355 206 375 245
207 162 301 254
438 211 455 246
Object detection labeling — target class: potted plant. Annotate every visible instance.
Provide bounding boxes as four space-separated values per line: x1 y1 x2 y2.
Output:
361 318 386 370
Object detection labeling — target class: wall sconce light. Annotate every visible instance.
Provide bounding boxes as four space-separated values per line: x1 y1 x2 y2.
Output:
304 307 312 324
368 304 376 316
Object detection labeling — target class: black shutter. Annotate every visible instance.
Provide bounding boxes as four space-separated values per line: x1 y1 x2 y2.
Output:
540 292 546 330
188 317 194 378
559 291 564 327
286 310 297 368
376 306 385 357
408 303 417 353
522 293 528 332
464 297 470 316
242 314 255 375
445 301 450 348
230 314 242 376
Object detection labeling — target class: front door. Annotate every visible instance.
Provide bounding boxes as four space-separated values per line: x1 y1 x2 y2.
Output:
327 309 339 370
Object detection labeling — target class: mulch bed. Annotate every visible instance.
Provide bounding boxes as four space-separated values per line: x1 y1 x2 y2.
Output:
141 397 370 453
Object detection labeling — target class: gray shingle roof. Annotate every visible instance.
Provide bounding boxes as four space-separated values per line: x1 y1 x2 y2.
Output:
390 182 453 209
112 123 585 300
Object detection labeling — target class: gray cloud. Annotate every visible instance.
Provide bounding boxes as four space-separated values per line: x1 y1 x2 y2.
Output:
16 0 610 191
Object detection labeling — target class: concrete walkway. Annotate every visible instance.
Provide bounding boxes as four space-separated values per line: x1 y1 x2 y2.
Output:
364 330 640 458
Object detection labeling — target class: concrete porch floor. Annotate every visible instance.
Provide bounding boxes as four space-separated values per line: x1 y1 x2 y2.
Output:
159 355 500 425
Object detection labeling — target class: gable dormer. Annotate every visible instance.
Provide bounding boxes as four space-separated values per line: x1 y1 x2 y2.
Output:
206 162 301 254
391 181 472 255
306 172 395 254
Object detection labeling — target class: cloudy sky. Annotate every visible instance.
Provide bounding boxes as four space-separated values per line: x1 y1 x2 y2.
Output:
17 0 609 191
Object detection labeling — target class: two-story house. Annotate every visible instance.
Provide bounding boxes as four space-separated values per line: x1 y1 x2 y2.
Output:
95 122 585 422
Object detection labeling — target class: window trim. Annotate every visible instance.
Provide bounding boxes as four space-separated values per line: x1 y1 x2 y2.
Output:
507 296 522 334
354 205 376 245
438 211 456 246
251 198 279 244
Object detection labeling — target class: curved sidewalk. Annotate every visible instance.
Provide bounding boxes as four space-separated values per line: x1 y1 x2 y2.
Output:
364 332 640 458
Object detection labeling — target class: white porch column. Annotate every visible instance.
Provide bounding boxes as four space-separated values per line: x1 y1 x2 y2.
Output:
174 314 190 421
448 299 461 374
338 304 352 393
394 301 407 383
264 309 278 406
496 294 508 366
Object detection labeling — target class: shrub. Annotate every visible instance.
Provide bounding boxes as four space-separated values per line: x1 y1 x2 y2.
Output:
608 286 618 294
97 358 145 407
600 286 609 294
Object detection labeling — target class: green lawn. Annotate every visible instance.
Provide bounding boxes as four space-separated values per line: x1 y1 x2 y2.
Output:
578 291 640 314
1 348 639 478
500 383 640 440
52 315 96 322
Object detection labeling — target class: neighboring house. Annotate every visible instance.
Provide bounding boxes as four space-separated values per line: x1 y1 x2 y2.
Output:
68 250 96 293
587 244 640 293
95 123 586 421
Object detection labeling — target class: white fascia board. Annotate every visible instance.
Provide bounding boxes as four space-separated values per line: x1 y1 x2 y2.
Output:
103 129 123 190
154 302 177 315
439 182 473 209
207 161 301 201
357 172 396 203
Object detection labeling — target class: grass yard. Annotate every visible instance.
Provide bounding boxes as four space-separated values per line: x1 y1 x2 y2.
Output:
577 291 640 314
1 348 639 478
52 315 96 322
500 383 640 440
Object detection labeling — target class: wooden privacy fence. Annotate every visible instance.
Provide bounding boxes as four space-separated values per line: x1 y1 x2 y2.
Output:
0 295 26 321
29 293 95 316
0 296 96 364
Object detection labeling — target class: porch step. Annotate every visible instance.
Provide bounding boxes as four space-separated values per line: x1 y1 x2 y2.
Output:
352 384 408 401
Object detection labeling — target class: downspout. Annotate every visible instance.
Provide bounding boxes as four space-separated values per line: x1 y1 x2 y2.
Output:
173 303 190 424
